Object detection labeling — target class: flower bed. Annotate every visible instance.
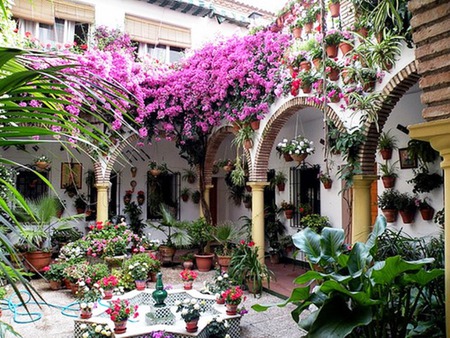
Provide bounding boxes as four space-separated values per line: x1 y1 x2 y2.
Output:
73 289 242 338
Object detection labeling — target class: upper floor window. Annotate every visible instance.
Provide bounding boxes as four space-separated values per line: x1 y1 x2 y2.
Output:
125 14 191 64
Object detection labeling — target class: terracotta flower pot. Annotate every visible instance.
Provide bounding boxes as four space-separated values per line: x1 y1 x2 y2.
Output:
399 210 416 224
226 303 239 316
114 320 128 334
283 153 293 162
339 42 353 55
194 254 214 272
49 280 61 290
284 209 294 219
183 281 193 290
103 289 113 300
300 61 311 71
313 58 322 70
380 148 393 160
135 280 146 291
216 296 225 304
329 2 340 17
24 251 52 272
277 182 285 192
182 261 194 270
301 85 312 94
250 120 260 130
328 68 340 81
185 319 199 333
216 255 232 272
304 22 313 33
382 209 398 223
363 81 376 92
80 309 92 319
420 207 434 221
326 44 338 58
293 27 302 38
382 176 396 189
244 139 253 150
322 181 332 189
291 153 307 162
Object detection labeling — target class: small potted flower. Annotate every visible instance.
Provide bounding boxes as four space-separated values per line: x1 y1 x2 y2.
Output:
221 285 244 315
123 190 132 205
106 298 139 334
98 275 119 299
280 201 296 219
128 261 150 290
328 0 341 18
203 271 234 304
322 29 343 57
179 269 198 290
137 190 145 205
276 139 297 162
43 262 67 290
34 155 51 170
79 323 113 338
396 192 417 224
76 282 102 319
318 171 333 189
206 317 230 338
175 298 205 333
291 135 315 162
297 70 319 93
416 197 435 221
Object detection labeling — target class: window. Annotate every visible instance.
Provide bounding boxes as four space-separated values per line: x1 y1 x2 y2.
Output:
16 170 49 200
146 172 180 220
125 14 190 63
290 165 321 227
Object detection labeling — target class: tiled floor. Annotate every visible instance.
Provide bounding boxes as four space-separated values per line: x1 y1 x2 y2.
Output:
263 258 309 298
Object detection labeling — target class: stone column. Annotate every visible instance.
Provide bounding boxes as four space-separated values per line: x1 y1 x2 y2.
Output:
351 175 378 243
247 182 269 263
95 182 110 223
409 119 450 338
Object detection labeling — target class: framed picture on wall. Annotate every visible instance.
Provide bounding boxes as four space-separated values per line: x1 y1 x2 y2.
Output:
398 148 418 169
61 162 83 189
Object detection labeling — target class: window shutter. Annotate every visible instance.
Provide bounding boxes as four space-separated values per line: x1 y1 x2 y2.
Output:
125 14 191 48
11 0 54 25
54 0 95 23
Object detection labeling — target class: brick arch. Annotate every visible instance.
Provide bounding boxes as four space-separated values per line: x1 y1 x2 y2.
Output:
94 133 140 184
251 96 342 181
204 126 252 186
358 61 420 174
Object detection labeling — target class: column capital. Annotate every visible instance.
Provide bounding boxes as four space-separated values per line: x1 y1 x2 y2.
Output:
353 175 378 188
247 181 269 191
205 184 214 190
409 119 450 168
95 182 110 189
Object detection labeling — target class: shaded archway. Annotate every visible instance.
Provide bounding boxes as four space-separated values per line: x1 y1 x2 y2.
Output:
251 96 343 182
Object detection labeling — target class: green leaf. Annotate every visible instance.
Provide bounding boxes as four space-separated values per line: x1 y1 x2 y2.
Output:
306 297 372 337
366 215 386 254
371 256 433 285
321 227 345 263
319 280 380 306
403 268 444 286
293 270 324 285
293 228 321 264
347 242 371 276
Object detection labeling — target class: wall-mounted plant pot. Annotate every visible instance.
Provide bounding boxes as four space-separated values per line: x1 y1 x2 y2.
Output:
382 176 396 189
329 2 340 17
322 181 332 189
420 207 434 221
380 148 393 160
150 169 161 177
382 208 398 223
277 183 285 192
181 195 189 202
284 209 294 219
250 120 260 130
399 210 416 224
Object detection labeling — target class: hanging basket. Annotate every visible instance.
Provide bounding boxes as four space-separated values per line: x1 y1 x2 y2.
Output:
291 153 307 163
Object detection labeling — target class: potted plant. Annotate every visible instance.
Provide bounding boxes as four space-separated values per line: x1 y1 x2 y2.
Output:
301 214 330 233
265 214 285 264
34 155 50 170
14 196 81 272
357 67 379 92
278 135 315 163
182 168 197 184
123 190 132 205
378 130 398 160
213 221 244 272
232 124 255 150
378 189 400 222
318 171 333 189
127 260 150 290
180 187 191 202
148 161 168 177
76 282 102 319
302 6 320 33
396 192 417 224
416 197 435 221
271 170 288 192
74 193 88 214
322 29 343 57
175 298 205 333
97 275 119 299
323 58 342 81
106 298 139 334
63 182 78 198
180 252 195 270
297 70 319 93
187 218 215 272
228 240 274 295
290 18 303 38
137 190 145 205
221 285 244 315
379 161 398 188
280 200 295 219
42 262 67 290
367 30 404 70
407 166 443 194
328 0 341 17
179 269 198 290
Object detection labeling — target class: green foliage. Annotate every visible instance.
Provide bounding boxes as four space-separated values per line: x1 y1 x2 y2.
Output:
377 129 397 150
377 189 400 209
213 222 244 256
395 192 417 212
228 241 274 295
186 218 214 254
123 201 146 236
407 140 439 166
147 204 189 248
407 166 443 194
301 214 330 233
379 160 398 177
253 217 445 337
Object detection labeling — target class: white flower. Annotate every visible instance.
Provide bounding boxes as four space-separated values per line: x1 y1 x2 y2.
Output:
215 293 221 299
224 321 230 328
194 304 200 310
78 281 85 287
106 331 112 337
82 333 89 338
80 324 87 330
300 141 305 146
225 334 231 338
183 298 190 304
95 325 102 333
181 309 188 315
175 300 181 306
87 302 94 309
223 273 229 278
93 283 99 288
101 330 107 335
282 138 288 142
190 298 197 305
217 317 223 323
217 276 223 281
80 302 87 309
